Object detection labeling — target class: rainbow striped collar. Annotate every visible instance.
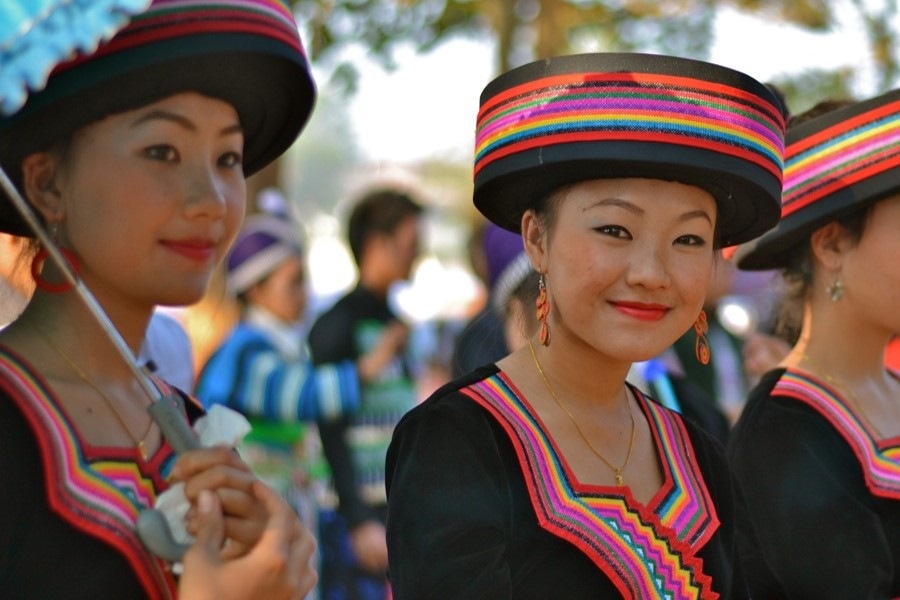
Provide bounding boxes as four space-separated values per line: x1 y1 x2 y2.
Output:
775 368 900 499
0 346 177 599
464 372 720 599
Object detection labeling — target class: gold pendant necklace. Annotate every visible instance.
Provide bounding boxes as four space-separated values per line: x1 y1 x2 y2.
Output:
31 323 155 460
528 339 636 486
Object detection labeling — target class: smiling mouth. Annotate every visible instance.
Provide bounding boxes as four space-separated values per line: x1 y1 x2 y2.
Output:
162 240 215 262
610 301 669 322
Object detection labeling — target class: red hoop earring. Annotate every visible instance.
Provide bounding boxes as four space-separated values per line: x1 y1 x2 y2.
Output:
31 247 80 293
536 273 550 347
693 309 711 365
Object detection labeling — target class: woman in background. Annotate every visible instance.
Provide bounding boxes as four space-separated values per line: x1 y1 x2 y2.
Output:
729 93 900 597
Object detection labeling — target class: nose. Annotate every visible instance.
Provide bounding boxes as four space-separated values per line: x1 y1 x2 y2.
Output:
625 241 671 290
182 162 232 219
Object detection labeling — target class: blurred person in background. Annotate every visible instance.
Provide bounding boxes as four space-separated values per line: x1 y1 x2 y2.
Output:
307 188 421 600
451 221 522 377
196 190 404 598
666 258 752 424
0 233 33 327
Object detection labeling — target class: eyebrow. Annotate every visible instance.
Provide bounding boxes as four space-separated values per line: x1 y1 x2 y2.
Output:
678 209 714 225
585 197 644 215
585 197 713 224
131 109 243 136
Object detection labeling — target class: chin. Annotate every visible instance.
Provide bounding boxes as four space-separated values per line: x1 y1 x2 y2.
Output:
155 284 209 307
606 340 674 364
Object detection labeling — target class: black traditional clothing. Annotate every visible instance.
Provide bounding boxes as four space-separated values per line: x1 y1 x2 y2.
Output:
386 366 746 599
728 368 900 598
0 347 202 599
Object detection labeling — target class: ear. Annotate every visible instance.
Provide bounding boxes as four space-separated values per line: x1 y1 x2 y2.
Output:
521 210 547 273
21 152 64 223
809 221 850 271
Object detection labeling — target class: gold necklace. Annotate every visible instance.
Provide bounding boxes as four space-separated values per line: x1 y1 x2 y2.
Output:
31 324 156 460
801 353 884 439
528 339 636 486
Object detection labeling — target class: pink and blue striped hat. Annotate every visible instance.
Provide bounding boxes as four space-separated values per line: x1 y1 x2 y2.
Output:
473 53 786 247
0 0 315 236
737 89 900 270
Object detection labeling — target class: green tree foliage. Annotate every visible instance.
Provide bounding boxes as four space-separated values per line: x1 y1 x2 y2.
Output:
294 0 898 99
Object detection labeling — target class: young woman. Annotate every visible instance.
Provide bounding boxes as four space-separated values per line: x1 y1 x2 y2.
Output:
0 1 320 597
385 53 786 599
729 91 900 597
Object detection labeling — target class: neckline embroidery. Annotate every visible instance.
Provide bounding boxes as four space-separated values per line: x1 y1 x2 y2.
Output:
777 368 900 499
0 346 177 600
464 371 719 600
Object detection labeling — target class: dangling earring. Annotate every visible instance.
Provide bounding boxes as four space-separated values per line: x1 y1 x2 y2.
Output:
693 309 710 365
31 221 80 293
536 272 550 347
826 274 844 302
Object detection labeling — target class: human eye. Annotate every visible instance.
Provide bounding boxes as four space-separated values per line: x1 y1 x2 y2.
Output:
595 224 632 239
218 151 243 168
674 234 707 247
144 145 178 162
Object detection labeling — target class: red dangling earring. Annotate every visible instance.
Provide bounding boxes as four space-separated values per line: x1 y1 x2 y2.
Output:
693 309 710 365
30 222 81 293
536 273 550 347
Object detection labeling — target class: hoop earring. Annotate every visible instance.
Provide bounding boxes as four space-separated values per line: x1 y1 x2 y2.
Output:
536 273 550 347
827 274 844 302
693 309 710 365
31 223 80 293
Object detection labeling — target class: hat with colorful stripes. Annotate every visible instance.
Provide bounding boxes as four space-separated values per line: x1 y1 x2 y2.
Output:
737 90 900 270
0 0 315 236
473 53 786 247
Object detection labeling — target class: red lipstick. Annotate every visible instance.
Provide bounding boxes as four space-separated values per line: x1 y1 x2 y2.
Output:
610 301 669 322
162 239 215 262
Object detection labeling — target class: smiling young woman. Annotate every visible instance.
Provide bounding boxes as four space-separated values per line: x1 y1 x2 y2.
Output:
385 52 787 599
729 91 900 598
0 1 321 598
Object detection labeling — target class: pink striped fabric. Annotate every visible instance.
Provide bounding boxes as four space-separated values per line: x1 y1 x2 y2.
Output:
775 369 900 498
464 372 720 599
0 347 178 599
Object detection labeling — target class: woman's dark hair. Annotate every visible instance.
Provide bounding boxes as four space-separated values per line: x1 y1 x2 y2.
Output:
772 98 865 342
505 269 540 338
774 207 871 342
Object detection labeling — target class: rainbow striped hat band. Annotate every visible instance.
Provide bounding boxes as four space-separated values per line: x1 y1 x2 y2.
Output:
473 53 786 247
0 0 315 236
737 89 900 270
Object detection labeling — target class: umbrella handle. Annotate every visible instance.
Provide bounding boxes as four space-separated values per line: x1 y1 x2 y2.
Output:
136 510 192 562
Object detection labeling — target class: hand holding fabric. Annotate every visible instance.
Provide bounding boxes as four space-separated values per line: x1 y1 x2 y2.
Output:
179 482 318 600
